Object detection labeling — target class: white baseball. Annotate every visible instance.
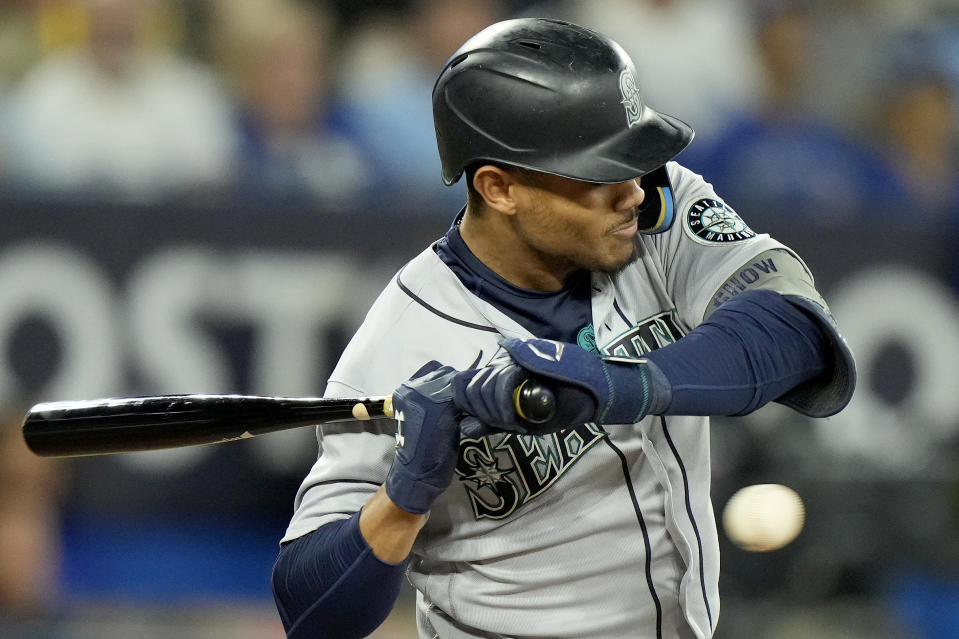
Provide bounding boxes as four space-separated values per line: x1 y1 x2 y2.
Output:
722 483 805 552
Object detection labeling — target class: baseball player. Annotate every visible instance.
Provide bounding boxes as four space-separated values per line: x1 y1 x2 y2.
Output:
271 18 855 639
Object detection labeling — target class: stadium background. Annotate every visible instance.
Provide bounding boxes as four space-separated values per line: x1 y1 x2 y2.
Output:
1 1 958 637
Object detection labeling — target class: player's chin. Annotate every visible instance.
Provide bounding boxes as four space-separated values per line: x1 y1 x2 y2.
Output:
594 238 640 275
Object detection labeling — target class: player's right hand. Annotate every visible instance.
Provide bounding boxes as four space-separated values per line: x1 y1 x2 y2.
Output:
453 338 661 434
385 361 462 514
452 361 593 436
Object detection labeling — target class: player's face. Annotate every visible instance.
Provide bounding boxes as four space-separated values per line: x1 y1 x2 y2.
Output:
511 173 646 278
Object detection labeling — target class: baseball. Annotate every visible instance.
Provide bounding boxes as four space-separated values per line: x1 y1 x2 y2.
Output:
722 483 805 552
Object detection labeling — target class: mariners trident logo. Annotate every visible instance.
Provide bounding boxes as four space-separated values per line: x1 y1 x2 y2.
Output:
456 424 607 520
619 69 643 127
685 198 756 244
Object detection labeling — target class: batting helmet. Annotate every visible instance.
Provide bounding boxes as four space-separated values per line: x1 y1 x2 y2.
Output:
432 18 694 186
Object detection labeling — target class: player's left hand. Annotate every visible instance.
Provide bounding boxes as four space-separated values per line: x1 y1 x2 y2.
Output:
386 361 463 514
453 337 658 435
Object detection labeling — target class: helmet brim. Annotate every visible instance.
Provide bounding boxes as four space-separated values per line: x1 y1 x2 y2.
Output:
542 107 694 184
446 106 693 186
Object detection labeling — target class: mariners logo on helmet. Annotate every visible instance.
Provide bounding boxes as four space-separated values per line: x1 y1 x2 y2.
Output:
619 69 644 127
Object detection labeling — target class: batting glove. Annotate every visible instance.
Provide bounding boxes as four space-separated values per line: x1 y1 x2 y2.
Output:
385 361 462 514
453 337 669 434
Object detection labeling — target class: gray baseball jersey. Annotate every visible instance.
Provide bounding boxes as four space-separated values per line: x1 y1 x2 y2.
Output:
284 162 793 638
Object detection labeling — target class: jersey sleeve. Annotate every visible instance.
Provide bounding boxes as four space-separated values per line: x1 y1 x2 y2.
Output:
649 164 856 417
282 250 507 543
281 274 415 543
281 401 395 543
649 163 789 329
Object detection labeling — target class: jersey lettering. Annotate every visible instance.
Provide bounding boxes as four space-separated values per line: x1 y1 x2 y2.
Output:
604 310 685 357
456 423 606 519
709 257 780 308
456 311 685 520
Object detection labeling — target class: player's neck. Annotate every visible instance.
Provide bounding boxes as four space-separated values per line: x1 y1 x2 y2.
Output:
459 208 573 291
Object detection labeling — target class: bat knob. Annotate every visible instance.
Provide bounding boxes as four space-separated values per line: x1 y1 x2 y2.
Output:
514 380 556 424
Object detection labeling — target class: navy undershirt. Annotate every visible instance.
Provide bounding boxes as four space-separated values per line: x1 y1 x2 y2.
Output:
434 224 593 343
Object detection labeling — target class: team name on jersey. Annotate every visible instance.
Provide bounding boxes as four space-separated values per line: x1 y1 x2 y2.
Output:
455 310 687 520
456 423 607 520
603 310 685 357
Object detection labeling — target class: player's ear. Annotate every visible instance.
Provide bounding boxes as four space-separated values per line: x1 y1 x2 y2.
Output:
472 165 520 215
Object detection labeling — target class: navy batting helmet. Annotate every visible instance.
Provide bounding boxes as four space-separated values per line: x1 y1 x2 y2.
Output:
432 18 694 186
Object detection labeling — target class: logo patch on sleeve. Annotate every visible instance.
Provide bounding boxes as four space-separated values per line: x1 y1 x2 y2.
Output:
685 198 756 244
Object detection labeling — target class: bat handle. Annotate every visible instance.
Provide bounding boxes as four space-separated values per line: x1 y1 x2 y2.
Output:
513 378 557 424
383 380 557 425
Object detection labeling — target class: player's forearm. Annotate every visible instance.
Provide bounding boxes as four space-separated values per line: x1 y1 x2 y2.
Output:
270 486 433 638
453 289 839 428
644 289 830 415
272 511 408 639
359 485 427 562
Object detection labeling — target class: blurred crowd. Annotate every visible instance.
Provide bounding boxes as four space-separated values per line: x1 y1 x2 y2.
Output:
0 0 954 227
1 1 959 637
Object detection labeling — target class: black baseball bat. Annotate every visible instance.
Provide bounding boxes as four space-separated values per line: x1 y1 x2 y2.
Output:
22 382 556 458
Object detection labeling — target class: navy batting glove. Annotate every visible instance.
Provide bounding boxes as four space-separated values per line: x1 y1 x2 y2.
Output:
454 338 668 433
452 362 594 436
385 361 462 514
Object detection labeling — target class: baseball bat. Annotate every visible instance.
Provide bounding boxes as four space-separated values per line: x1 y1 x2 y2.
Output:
21 382 556 458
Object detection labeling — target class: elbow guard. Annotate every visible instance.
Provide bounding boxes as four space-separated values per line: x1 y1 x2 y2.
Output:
705 249 857 417
776 295 856 417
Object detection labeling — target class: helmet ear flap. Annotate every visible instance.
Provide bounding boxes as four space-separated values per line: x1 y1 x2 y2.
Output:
634 166 675 235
